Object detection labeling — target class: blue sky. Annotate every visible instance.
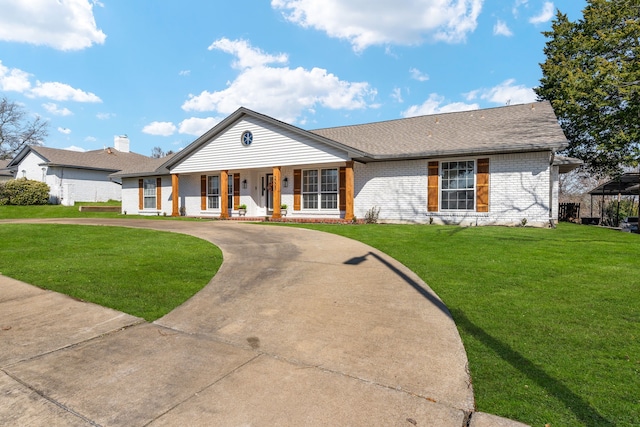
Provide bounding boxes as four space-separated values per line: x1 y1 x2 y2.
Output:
0 0 586 157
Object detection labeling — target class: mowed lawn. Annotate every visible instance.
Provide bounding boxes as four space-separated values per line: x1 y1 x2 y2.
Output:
0 206 637 426
293 223 639 427
0 224 222 321
0 202 123 219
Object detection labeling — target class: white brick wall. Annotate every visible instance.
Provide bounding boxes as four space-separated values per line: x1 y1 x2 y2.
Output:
15 152 122 204
123 152 556 225
121 176 174 216
354 160 427 222
354 152 554 226
487 151 552 226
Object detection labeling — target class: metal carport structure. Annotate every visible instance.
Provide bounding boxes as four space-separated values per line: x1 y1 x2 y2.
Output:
587 172 640 226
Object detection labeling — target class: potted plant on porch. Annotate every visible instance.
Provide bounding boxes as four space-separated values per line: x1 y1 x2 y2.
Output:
238 204 247 216
281 203 288 216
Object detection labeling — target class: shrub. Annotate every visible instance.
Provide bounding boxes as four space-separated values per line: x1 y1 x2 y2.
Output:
364 206 380 224
604 199 637 226
0 178 50 205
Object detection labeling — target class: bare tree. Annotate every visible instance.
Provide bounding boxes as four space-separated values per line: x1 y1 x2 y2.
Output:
559 167 611 217
0 97 49 160
150 146 165 158
151 147 175 158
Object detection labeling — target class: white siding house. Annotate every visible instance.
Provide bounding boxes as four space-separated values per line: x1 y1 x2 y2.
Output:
8 138 151 205
115 102 581 226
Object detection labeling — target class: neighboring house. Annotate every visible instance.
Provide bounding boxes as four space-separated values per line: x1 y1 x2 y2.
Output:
0 159 14 182
115 101 581 226
8 137 150 205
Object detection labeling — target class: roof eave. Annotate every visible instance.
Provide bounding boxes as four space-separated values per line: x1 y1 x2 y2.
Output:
111 170 170 178
7 146 46 167
43 163 120 173
354 142 567 162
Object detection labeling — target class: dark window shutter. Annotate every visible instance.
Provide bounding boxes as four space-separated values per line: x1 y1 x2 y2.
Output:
293 169 301 211
476 158 489 212
427 161 439 212
200 175 206 210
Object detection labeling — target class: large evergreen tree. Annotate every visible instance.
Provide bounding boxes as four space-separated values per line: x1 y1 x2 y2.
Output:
535 0 639 175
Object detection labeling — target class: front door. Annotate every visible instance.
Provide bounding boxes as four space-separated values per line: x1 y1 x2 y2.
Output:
265 173 274 212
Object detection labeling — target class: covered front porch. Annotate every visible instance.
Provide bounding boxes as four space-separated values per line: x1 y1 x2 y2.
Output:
169 163 355 221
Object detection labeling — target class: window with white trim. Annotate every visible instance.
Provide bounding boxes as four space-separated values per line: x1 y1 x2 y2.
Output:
303 168 338 209
441 161 475 210
207 175 220 209
143 178 156 209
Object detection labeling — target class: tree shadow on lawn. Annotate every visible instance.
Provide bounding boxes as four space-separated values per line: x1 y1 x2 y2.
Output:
345 250 614 426
449 308 613 427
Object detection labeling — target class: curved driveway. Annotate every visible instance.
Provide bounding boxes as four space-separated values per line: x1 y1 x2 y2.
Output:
0 219 523 426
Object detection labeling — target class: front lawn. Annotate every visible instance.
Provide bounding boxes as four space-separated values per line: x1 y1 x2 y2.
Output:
292 223 639 427
0 224 222 321
0 202 202 220
0 202 123 219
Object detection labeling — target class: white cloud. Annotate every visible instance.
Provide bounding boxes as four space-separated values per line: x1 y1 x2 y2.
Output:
64 145 86 152
402 94 478 117
391 88 403 103
512 0 528 17
0 61 31 92
472 79 537 105
272 0 483 51
529 1 554 25
178 117 222 136
57 127 72 135
464 89 480 101
42 102 72 116
493 19 513 36
142 121 177 136
84 136 97 142
0 0 106 50
183 38 376 123
0 60 100 103
178 70 191 76
208 38 288 69
410 67 429 82
29 81 101 102
96 112 114 120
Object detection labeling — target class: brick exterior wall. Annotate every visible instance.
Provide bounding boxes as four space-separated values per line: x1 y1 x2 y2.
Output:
354 151 556 226
123 151 559 226
17 152 122 204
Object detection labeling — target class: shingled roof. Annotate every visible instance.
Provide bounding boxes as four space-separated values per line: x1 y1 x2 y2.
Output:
9 146 151 172
311 101 568 160
0 159 13 178
112 152 177 178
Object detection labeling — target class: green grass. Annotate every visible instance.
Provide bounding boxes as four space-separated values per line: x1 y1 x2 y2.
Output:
0 202 123 219
0 224 222 321
0 202 203 220
288 223 639 427
1 203 637 425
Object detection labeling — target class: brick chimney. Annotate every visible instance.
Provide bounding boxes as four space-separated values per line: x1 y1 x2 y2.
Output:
114 135 130 153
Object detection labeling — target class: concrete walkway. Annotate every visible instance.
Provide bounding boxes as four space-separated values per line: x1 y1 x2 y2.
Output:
0 219 527 426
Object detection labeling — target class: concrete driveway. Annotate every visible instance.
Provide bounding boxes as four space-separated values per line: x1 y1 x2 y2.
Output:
0 219 526 426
